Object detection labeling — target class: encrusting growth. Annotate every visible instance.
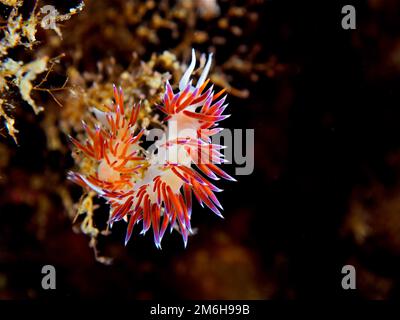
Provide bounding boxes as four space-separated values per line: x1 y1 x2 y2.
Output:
69 50 236 248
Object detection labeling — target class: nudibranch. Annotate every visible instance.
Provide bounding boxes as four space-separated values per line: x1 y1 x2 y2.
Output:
68 50 235 248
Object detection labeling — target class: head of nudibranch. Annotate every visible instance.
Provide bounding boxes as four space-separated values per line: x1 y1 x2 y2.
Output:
69 49 236 249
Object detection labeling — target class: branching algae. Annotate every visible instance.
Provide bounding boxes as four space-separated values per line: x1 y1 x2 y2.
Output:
0 0 83 142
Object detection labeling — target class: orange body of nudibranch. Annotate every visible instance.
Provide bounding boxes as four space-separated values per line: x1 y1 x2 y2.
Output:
69 50 236 248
